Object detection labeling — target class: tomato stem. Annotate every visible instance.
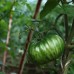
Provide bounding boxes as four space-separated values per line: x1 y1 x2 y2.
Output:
18 0 42 74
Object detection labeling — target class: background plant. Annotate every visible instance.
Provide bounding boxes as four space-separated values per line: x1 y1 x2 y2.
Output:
0 0 74 74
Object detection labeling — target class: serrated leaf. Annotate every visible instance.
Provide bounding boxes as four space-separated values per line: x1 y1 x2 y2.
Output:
40 0 60 18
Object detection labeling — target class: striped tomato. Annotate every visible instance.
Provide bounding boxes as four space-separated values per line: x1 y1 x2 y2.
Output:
28 34 64 65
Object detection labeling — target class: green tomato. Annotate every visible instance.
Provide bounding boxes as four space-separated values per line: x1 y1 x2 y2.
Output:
28 34 64 65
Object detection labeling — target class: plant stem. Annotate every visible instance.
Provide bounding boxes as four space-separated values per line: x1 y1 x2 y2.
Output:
18 29 33 74
64 14 68 41
2 1 16 72
18 0 42 74
58 14 69 74
59 16 74 74
55 14 64 25
2 15 12 72
33 0 42 19
67 19 74 44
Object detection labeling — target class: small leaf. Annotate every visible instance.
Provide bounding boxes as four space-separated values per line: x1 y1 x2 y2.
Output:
8 49 16 59
40 0 60 18
62 5 74 17
26 3 32 11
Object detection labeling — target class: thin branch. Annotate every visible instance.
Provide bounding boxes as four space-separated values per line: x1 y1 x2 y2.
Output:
18 0 42 74
53 14 64 38
33 0 42 19
67 44 74 49
60 18 74 74
67 19 74 44
55 14 64 25
60 17 69 74
2 1 16 72
57 14 69 74
64 14 68 42
18 29 33 74
61 14 69 60
71 42 74 45
63 19 74 59
2 15 12 72
65 19 74 58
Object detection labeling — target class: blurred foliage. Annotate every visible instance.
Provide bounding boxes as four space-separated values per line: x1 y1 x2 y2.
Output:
0 0 74 74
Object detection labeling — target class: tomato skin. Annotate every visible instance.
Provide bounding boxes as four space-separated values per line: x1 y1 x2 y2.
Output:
28 34 64 65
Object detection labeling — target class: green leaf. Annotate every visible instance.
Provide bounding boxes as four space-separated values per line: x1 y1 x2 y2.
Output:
26 3 32 11
40 0 60 18
8 49 16 60
62 5 74 17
